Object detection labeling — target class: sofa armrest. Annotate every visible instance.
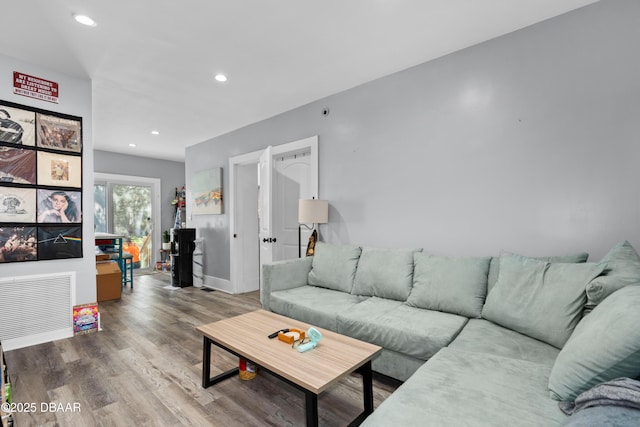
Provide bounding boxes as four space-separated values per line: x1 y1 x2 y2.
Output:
261 257 313 310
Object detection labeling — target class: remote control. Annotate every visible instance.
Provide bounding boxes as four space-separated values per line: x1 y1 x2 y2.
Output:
268 328 289 339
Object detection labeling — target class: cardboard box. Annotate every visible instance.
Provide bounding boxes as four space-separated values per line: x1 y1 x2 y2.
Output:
96 254 110 261
96 261 121 302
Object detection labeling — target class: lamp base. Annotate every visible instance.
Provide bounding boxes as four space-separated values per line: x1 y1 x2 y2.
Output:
306 229 318 256
298 225 318 258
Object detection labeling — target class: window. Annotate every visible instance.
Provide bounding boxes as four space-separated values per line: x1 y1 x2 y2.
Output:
94 173 160 269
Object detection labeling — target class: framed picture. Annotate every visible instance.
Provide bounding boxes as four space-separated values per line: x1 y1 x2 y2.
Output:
0 226 37 263
36 113 82 153
0 104 35 146
37 225 82 260
37 151 82 188
37 189 82 223
191 167 223 215
0 146 36 184
0 187 36 223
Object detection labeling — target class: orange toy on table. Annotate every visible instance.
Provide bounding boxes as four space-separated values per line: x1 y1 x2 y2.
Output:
277 328 306 344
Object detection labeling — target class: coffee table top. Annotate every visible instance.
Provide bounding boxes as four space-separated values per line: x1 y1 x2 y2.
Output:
196 309 382 394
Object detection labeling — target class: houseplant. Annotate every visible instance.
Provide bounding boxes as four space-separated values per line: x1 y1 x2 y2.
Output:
162 230 171 250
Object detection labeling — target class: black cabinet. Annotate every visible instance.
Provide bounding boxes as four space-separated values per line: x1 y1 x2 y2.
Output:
171 228 196 287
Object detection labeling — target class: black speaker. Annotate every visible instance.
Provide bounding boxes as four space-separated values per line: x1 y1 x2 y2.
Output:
171 228 196 287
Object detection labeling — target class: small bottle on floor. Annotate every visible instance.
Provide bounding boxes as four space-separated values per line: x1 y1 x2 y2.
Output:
239 358 257 380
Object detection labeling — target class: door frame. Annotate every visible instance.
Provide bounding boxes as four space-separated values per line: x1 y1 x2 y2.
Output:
229 135 318 294
94 172 162 267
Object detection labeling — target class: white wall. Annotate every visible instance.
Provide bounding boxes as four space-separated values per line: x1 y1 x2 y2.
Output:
187 0 640 282
0 54 95 304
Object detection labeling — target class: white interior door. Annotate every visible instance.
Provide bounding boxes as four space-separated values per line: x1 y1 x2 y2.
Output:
237 163 260 292
273 152 313 260
230 136 318 294
258 146 274 266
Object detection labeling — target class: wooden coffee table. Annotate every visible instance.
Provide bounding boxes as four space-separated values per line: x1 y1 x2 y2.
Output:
196 309 382 426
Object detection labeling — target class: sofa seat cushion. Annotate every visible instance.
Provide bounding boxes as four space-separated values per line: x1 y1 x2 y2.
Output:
351 247 421 301
269 286 366 331
361 348 566 427
336 297 467 360
448 318 560 366
370 348 425 382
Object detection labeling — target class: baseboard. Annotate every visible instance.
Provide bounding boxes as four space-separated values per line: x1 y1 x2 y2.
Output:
203 275 233 293
2 328 73 351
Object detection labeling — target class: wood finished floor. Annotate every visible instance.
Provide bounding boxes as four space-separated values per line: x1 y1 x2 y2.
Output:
5 272 399 426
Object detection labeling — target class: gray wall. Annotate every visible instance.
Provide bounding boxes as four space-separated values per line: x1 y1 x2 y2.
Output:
0 53 95 304
187 0 640 281
94 150 185 235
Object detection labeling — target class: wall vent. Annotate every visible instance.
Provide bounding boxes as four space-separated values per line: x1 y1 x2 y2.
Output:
0 272 75 350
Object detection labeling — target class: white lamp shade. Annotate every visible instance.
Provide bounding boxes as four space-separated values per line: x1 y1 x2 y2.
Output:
298 199 329 224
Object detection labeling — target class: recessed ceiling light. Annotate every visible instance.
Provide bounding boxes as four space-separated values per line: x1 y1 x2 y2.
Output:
129 143 136 147
151 130 160 135
73 14 97 27
214 73 228 83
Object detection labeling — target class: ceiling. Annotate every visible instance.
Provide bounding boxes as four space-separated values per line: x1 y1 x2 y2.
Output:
0 0 598 161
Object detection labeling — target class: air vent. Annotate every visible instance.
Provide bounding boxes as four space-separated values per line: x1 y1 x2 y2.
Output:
0 272 75 350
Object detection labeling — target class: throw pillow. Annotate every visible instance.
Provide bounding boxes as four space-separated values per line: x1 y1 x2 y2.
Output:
585 240 640 308
548 285 640 401
487 252 589 295
406 253 491 318
482 255 605 349
351 247 421 301
308 242 362 293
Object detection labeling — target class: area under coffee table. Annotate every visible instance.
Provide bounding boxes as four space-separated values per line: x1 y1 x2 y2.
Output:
196 309 382 427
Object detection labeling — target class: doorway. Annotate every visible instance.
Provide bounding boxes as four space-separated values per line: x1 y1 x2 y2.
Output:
272 151 314 260
229 136 318 294
94 173 161 269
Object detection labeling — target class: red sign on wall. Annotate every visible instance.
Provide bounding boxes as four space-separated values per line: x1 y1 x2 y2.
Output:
13 71 59 103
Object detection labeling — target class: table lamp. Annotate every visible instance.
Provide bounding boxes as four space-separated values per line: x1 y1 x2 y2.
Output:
298 199 328 257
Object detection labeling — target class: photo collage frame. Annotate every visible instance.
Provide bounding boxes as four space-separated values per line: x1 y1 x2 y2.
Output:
0 99 82 263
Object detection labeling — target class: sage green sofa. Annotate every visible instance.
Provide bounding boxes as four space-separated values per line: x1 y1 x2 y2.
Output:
260 241 640 426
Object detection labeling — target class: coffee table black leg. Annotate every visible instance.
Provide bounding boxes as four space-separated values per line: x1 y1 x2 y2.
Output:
347 360 374 427
362 360 374 415
305 390 319 427
202 336 212 388
202 336 239 388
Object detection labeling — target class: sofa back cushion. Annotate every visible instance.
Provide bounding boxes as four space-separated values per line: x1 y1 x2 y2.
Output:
308 242 361 293
482 255 605 349
487 252 589 295
585 240 640 308
351 247 421 301
548 285 640 401
406 253 491 318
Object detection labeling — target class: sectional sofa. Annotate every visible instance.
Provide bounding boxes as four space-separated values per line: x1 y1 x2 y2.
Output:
260 241 640 426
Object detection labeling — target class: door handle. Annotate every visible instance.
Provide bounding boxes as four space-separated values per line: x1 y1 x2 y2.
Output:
262 237 277 243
